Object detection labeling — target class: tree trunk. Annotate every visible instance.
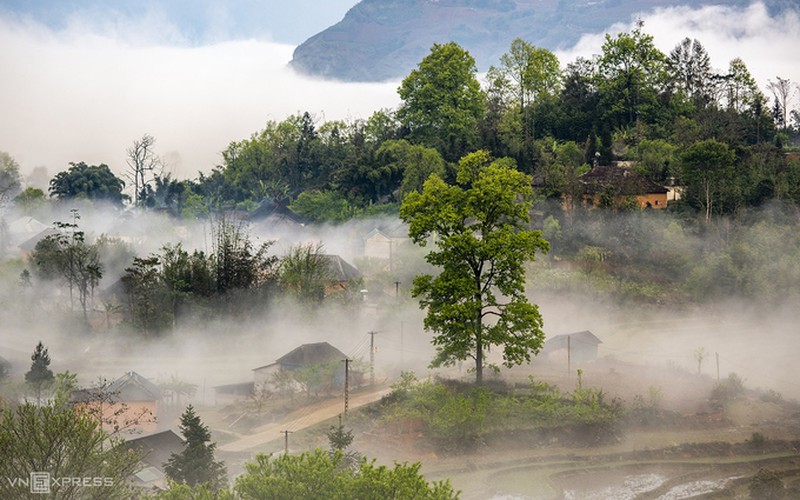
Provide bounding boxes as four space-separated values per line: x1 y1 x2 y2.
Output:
475 302 483 385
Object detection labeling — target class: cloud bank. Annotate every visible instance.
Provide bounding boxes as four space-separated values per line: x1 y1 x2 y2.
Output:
0 14 400 180
558 2 800 93
1 2 798 183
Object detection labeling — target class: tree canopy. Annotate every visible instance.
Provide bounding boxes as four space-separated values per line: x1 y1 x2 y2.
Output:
397 42 486 162
49 162 126 206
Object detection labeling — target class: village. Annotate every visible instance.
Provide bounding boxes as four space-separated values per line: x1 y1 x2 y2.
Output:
3 160 799 497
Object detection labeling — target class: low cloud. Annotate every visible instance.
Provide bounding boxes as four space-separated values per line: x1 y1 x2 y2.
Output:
557 2 800 92
0 14 400 180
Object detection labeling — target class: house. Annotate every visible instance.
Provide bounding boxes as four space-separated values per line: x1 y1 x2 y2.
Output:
125 429 185 491
213 381 255 405
253 342 350 394
71 371 161 434
363 224 409 261
7 217 49 251
322 254 362 291
575 165 669 210
541 330 602 364
16 228 60 257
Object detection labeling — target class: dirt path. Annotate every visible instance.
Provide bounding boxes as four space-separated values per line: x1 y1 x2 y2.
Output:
219 385 391 453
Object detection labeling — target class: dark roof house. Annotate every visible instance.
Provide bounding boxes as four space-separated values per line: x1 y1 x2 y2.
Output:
70 371 162 404
125 430 185 490
273 342 348 372
322 255 362 282
106 371 162 402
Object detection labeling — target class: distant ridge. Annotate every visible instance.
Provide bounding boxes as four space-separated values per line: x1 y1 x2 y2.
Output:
290 0 796 82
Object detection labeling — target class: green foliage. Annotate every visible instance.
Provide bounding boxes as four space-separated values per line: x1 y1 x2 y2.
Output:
164 405 227 489
376 139 447 200
397 42 486 162
290 190 360 223
293 360 342 399
29 214 103 322
381 375 624 450
679 139 736 220
233 449 458 499
596 22 667 129
711 373 746 404
121 256 173 335
400 151 549 383
0 150 22 202
49 161 126 206
53 370 79 407
13 186 47 214
25 341 54 402
327 421 354 452
279 243 335 304
0 402 142 499
156 481 235 499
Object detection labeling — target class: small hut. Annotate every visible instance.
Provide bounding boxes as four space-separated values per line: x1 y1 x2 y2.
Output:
541 331 603 364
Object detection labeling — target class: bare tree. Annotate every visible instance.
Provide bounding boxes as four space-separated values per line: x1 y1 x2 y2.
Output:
126 133 162 206
75 377 156 439
767 76 795 131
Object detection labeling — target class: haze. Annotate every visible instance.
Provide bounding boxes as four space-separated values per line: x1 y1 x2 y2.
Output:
1 2 798 182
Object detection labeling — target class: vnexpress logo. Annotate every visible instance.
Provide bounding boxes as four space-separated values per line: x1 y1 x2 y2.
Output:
29 472 50 494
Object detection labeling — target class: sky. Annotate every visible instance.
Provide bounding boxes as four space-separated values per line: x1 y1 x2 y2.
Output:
1 1 798 183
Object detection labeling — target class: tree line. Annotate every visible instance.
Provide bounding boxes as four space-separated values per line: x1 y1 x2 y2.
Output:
2 23 799 223
25 214 360 335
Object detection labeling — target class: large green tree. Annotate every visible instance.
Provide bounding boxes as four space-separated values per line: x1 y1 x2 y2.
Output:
596 22 667 129
0 402 142 499
400 151 549 384
667 37 714 107
49 162 126 206
397 42 486 162
487 39 562 164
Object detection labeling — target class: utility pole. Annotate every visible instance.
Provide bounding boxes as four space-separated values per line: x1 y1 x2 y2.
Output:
281 430 292 454
716 352 720 382
567 335 572 377
342 358 350 416
368 331 379 385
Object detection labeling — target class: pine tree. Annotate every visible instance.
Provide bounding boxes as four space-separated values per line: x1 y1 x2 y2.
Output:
25 341 54 403
164 405 227 488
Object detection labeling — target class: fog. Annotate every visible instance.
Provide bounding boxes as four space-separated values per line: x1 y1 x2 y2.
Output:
0 14 401 180
1 200 798 403
2 2 799 185
557 2 800 92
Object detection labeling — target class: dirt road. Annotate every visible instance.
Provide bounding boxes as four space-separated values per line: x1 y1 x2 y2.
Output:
219 385 391 453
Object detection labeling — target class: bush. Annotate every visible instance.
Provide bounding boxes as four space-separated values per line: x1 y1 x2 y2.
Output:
380 373 624 450
711 372 745 404
749 468 784 499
